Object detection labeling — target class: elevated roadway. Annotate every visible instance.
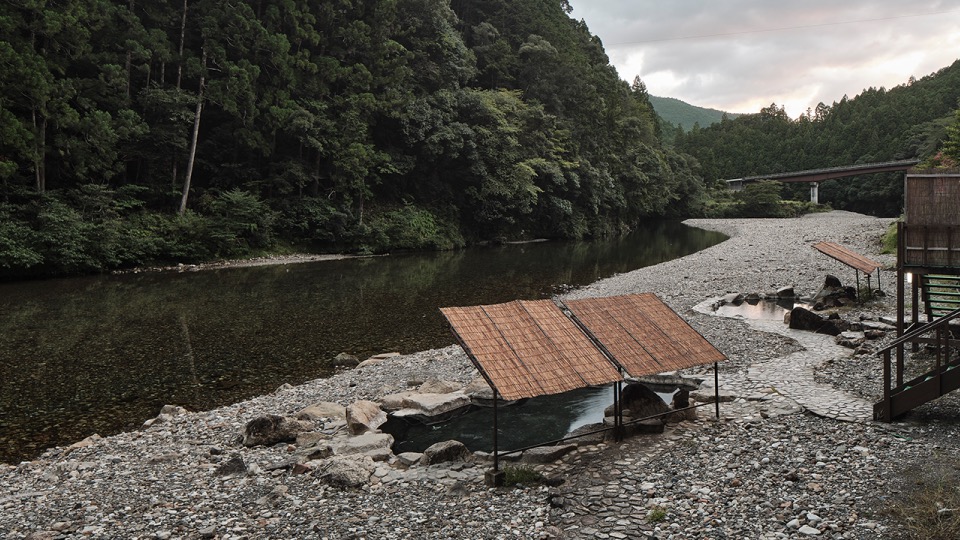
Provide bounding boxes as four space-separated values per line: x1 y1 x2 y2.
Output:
724 159 920 203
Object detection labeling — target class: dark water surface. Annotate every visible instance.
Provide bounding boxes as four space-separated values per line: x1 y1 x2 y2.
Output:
383 385 679 454
0 222 725 463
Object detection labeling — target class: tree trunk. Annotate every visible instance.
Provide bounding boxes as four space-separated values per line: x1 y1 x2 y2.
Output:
176 0 187 90
32 109 46 193
178 49 205 216
124 0 135 102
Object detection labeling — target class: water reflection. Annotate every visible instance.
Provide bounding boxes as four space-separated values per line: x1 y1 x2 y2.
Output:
0 221 725 463
384 385 615 454
714 298 804 321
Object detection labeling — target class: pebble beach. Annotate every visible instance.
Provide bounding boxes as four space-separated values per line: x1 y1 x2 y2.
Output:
4 211 959 540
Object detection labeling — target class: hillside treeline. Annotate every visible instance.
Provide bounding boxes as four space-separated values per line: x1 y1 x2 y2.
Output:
674 60 960 217
0 0 706 278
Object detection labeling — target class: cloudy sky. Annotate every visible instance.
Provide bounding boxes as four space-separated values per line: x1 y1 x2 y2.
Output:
569 1 960 118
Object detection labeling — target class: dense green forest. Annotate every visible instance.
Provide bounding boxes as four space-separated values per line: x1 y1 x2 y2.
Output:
674 60 960 216
649 95 741 145
2 1 959 280
0 0 710 278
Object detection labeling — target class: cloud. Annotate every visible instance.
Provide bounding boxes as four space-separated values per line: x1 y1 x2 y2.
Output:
570 0 960 117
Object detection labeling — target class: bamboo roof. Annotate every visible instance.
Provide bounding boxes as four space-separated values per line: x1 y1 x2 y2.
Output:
440 300 623 401
441 294 725 401
564 293 727 376
812 241 881 274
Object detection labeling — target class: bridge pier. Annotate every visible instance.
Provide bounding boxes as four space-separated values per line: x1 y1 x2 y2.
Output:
810 182 819 205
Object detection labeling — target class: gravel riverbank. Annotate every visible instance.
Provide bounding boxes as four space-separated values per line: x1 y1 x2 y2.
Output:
4 211 958 540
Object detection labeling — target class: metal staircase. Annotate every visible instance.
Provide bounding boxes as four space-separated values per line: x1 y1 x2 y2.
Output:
922 274 960 319
874 307 960 421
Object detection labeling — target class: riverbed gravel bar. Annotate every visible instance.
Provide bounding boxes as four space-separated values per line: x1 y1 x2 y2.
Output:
4 211 959 539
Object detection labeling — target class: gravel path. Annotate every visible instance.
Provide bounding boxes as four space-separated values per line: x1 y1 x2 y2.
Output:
3 211 957 540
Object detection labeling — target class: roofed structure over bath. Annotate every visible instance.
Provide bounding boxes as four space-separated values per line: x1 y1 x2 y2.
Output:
440 293 726 401
564 293 726 377
439 300 622 401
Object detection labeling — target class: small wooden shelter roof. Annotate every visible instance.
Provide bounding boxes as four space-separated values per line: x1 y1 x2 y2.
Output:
441 294 726 401
440 300 623 401
812 241 881 274
565 293 726 376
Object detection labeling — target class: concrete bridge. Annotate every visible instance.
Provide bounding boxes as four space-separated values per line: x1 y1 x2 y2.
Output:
724 159 920 203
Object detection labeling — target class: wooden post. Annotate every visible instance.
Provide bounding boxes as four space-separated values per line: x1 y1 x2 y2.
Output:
882 350 891 422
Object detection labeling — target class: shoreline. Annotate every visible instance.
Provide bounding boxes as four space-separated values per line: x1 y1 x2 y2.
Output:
4 211 957 539
111 252 371 275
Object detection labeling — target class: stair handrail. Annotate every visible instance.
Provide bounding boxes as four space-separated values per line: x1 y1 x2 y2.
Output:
875 306 960 356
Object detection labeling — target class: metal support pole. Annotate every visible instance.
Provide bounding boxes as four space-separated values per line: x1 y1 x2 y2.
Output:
493 388 499 473
912 274 920 353
613 381 623 442
882 350 891 422
855 270 861 301
485 388 504 487
714 362 720 419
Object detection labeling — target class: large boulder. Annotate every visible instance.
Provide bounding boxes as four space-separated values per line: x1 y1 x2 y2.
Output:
788 307 842 336
317 455 376 488
789 306 826 331
776 286 796 299
420 440 471 465
356 352 400 369
463 377 493 400
604 383 670 421
345 400 387 435
417 378 462 394
520 444 577 464
812 275 856 309
392 393 472 423
296 401 346 421
336 432 394 456
242 415 310 447
379 391 416 412
332 352 360 367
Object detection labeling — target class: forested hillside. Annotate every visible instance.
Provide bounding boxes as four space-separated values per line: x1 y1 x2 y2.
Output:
649 95 739 130
0 0 706 278
674 60 960 216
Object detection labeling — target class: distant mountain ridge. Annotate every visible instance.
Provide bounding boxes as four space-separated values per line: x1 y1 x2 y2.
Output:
649 95 741 130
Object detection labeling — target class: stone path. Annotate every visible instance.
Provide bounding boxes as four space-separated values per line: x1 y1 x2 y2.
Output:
743 318 875 422
692 300 876 423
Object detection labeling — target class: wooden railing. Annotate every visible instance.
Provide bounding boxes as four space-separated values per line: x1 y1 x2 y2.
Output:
875 306 960 421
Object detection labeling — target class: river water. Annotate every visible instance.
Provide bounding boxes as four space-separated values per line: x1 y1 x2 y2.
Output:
0 221 725 463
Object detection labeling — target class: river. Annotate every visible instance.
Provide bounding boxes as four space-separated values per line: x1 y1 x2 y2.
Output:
0 221 725 463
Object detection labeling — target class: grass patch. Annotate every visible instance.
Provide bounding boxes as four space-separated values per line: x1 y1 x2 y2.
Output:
503 464 544 487
881 221 899 254
647 506 668 523
885 456 960 539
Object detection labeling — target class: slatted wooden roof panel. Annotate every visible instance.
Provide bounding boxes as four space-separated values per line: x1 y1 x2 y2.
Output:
812 241 881 274
565 293 726 376
440 300 623 401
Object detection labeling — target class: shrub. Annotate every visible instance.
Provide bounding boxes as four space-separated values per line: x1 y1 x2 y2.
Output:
885 459 960 540
202 189 278 256
0 204 42 277
502 464 544 487
735 181 784 217
275 198 352 246
647 506 668 523
366 205 464 251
